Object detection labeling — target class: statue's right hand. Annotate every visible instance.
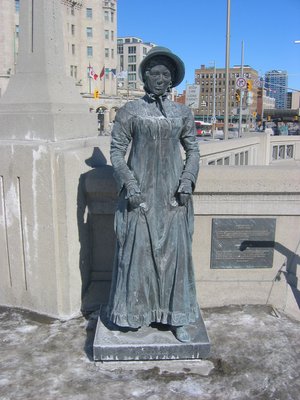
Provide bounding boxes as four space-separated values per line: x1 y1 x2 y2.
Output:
128 193 145 210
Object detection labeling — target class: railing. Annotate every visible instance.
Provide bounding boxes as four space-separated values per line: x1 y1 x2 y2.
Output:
199 134 300 166
270 136 300 163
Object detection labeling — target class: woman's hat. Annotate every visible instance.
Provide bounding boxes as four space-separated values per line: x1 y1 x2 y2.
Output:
138 46 185 88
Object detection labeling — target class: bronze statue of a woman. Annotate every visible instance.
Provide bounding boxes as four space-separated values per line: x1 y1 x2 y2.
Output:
107 47 200 342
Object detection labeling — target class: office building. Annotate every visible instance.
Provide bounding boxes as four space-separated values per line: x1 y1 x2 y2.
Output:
194 65 258 120
287 91 300 110
0 0 117 97
117 37 155 93
264 70 288 109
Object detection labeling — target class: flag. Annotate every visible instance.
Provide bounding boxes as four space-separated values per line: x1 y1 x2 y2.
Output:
105 68 111 74
99 66 105 80
117 70 128 79
110 68 117 77
88 65 98 80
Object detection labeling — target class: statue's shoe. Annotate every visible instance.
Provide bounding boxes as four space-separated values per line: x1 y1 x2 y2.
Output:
174 326 191 343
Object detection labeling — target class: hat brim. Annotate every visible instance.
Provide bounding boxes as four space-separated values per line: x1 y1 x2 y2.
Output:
139 48 185 88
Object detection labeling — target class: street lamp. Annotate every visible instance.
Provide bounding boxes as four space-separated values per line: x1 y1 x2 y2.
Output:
224 0 231 140
209 61 216 137
238 40 244 137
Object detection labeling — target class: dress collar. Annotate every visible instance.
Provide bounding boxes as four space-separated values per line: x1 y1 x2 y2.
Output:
145 92 168 103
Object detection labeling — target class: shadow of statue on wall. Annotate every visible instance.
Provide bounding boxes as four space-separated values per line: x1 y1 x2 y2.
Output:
240 240 300 309
77 147 118 319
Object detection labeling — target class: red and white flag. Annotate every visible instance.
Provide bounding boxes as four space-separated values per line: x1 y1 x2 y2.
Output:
88 66 98 80
99 66 105 80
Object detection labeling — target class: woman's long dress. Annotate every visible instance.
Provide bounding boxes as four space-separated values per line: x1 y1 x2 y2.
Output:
107 94 200 328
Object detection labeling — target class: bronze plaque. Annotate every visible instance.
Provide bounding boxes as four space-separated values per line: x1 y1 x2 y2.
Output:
211 218 276 269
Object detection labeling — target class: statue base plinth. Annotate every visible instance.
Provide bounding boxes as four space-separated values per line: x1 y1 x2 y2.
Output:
93 308 210 361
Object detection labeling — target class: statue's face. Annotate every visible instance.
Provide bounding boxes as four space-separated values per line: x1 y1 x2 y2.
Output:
145 64 172 96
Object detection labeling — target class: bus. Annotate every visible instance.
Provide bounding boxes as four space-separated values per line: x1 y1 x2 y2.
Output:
195 121 212 137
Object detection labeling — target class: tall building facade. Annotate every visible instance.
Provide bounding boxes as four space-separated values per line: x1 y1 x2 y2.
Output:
264 70 288 109
117 37 155 92
0 0 117 98
194 65 258 119
287 91 300 110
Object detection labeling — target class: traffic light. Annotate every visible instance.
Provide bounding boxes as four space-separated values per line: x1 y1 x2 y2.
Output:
235 90 240 102
93 89 100 99
247 80 253 91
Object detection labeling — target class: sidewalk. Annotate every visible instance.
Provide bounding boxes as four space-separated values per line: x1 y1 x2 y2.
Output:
0 304 299 400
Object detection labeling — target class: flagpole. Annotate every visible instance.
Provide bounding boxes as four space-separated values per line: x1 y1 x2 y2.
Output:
104 66 106 95
88 62 92 94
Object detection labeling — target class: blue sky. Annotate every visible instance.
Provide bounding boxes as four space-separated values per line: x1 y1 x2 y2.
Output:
117 0 300 93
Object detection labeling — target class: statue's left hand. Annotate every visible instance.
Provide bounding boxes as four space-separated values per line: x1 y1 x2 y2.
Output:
178 193 191 206
177 179 193 206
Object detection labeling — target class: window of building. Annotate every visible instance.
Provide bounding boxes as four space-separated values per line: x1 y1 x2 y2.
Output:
128 55 136 63
117 45 123 54
72 44 75 55
111 31 114 41
71 24 75 35
87 27 93 38
70 65 78 79
105 48 109 58
143 47 148 55
71 5 75 15
128 64 136 72
128 73 136 81
87 46 93 57
15 0 20 13
104 11 109 21
86 8 93 18
128 46 136 54
111 12 114 22
104 30 109 39
15 25 19 38
125 38 131 43
111 49 114 58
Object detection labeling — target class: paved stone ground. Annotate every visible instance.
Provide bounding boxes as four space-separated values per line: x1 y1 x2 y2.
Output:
0 304 299 400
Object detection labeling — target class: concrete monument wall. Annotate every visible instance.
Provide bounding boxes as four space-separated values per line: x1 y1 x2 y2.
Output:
0 0 104 318
0 138 101 317
193 166 300 321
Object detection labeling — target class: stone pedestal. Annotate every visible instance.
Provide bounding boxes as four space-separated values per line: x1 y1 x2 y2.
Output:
93 307 210 361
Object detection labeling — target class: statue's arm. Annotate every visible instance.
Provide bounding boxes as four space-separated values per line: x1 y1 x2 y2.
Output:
179 108 200 192
110 108 141 198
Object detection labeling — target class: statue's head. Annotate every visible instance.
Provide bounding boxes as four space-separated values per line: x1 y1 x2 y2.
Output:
139 47 185 96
